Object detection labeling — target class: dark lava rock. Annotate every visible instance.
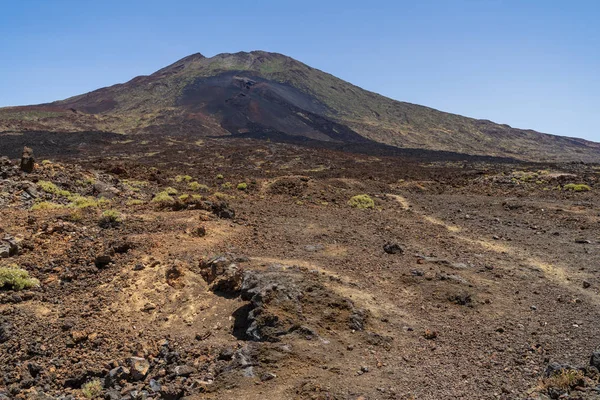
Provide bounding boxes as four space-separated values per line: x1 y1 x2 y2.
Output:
210 201 235 219
349 308 369 331
20 147 34 173
104 366 130 387
126 357 150 381
383 243 404 255
199 255 244 292
159 383 184 400
0 235 19 258
0 320 11 343
171 365 195 377
591 352 600 370
94 254 113 268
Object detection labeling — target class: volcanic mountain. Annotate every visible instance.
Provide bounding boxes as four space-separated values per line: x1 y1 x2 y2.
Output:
1 51 598 161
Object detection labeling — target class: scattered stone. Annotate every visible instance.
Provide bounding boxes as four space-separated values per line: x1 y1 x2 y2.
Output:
448 292 472 306
583 281 592 289
261 372 277 381
165 262 186 289
383 242 404 255
424 329 438 340
149 379 162 393
94 254 113 268
0 320 11 343
199 255 244 292
127 357 150 381
70 330 88 343
172 365 195 377
133 264 145 271
304 244 324 252
530 305 538 311
191 225 207 237
0 235 19 258
591 351 600 371
210 201 235 219
160 383 184 400
575 239 592 244
104 366 130 387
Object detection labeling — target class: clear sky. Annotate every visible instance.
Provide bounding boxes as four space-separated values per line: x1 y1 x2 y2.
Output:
1 0 598 141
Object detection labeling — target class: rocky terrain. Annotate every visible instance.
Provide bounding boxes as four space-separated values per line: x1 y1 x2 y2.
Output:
1 51 600 162
1 133 600 399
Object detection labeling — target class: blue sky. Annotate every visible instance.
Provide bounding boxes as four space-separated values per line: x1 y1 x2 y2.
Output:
0 0 598 141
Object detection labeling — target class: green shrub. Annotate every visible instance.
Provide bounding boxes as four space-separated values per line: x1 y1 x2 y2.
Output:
175 175 193 183
348 194 375 209
31 201 64 211
214 192 233 200
0 266 39 291
37 180 71 197
221 182 233 190
98 210 121 228
152 191 175 206
126 199 144 206
178 194 190 201
164 187 178 195
69 195 99 209
237 182 248 191
563 183 591 192
216 174 224 180
188 181 209 192
81 379 103 398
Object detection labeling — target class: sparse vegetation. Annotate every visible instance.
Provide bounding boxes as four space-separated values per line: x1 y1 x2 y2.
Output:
539 369 585 392
152 190 176 206
98 210 122 228
37 180 71 197
81 379 103 399
348 194 375 209
237 182 248 190
31 201 64 211
214 192 233 200
175 175 193 183
126 199 144 206
563 183 591 192
0 266 40 291
188 181 209 192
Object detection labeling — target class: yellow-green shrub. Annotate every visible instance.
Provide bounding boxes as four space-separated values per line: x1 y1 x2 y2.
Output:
0 266 39 290
348 194 375 209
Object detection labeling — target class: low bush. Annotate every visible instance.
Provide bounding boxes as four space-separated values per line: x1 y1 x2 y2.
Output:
37 180 71 197
348 194 375 209
98 210 122 228
0 266 39 291
188 181 209 192
31 201 64 211
81 379 103 398
563 183 591 192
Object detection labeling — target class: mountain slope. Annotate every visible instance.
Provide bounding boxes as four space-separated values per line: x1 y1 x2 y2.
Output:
1 51 599 161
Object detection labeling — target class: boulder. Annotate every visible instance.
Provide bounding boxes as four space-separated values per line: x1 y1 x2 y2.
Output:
127 357 150 381
0 235 19 258
383 243 404 254
20 147 34 173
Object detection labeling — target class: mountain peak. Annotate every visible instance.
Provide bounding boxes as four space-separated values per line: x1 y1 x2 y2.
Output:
3 51 599 162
